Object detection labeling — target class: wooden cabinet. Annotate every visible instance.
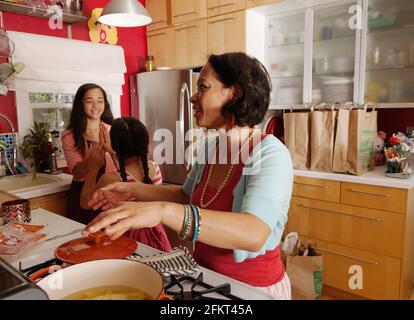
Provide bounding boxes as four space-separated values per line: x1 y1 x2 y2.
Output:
207 11 246 55
287 176 414 300
293 176 340 203
30 192 69 217
146 0 171 32
246 0 281 8
171 0 207 24
207 0 245 17
147 28 177 68
300 235 402 300
174 20 208 69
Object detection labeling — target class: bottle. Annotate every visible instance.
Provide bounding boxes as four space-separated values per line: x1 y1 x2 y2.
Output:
145 55 155 72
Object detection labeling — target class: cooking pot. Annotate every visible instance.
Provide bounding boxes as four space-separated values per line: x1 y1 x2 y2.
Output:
36 259 171 300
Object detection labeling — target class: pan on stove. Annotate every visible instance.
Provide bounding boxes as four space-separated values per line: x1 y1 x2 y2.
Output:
36 259 172 300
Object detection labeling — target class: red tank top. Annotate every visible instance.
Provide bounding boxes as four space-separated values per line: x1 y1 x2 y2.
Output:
191 134 285 287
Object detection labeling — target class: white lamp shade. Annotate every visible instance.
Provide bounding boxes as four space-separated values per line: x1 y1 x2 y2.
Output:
98 0 152 27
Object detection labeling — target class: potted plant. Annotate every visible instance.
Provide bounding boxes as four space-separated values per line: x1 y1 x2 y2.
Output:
20 122 52 176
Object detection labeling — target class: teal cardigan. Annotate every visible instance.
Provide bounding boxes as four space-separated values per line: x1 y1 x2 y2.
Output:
182 134 293 263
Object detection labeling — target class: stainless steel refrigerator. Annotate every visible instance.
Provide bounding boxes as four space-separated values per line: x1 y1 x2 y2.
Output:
130 69 198 185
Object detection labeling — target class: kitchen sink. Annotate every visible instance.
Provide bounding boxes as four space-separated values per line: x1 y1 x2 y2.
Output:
0 173 72 199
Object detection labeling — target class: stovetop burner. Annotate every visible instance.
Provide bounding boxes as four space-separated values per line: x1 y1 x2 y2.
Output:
165 273 242 300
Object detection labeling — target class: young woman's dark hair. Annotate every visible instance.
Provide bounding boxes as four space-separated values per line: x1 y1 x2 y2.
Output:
67 83 114 155
110 117 153 184
208 52 272 127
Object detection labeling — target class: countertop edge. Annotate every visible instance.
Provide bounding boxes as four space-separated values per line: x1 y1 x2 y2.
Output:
294 167 414 189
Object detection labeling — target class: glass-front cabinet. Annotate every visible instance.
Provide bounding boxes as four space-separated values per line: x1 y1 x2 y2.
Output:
267 11 306 106
312 1 359 105
264 0 414 108
363 0 414 104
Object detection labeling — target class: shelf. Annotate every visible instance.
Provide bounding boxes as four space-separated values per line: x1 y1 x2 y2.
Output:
314 71 354 78
366 66 414 72
367 24 414 36
313 34 355 44
271 74 303 79
269 103 414 110
269 41 304 49
0 1 88 24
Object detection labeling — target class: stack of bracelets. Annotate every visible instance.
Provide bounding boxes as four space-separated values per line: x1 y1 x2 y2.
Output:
178 205 202 243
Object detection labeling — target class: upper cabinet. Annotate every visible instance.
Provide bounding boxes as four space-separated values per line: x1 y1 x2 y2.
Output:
247 0 281 8
146 0 171 32
171 0 207 24
362 0 414 105
264 0 414 108
207 0 246 17
147 28 176 68
208 11 246 55
311 1 359 105
267 10 307 106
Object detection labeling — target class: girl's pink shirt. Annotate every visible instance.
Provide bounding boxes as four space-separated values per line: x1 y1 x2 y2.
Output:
62 123 117 181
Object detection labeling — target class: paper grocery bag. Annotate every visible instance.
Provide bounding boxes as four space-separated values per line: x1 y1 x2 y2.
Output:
283 111 310 170
310 105 337 172
286 255 323 300
346 104 377 175
332 103 353 173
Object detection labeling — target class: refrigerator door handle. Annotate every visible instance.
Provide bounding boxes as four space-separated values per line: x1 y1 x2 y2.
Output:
180 82 193 172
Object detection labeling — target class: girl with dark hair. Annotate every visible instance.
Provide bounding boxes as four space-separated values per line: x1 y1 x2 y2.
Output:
80 117 170 252
62 83 117 225
85 53 293 299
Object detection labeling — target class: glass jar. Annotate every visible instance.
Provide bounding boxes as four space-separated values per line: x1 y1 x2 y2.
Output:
145 55 155 72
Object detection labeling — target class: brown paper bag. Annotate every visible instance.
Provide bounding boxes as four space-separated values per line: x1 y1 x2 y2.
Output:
332 102 353 173
283 110 310 170
310 104 337 172
346 104 377 175
286 245 323 300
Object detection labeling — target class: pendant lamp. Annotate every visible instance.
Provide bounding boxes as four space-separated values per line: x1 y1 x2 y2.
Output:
98 0 152 27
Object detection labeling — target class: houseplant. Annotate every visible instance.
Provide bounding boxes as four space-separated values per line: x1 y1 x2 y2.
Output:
20 121 52 176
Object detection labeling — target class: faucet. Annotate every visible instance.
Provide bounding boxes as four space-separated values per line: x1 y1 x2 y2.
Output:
0 113 18 175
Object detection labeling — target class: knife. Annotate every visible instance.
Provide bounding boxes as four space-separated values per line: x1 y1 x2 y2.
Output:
44 228 84 242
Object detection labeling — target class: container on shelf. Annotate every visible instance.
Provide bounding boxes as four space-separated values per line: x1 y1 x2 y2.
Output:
322 78 353 103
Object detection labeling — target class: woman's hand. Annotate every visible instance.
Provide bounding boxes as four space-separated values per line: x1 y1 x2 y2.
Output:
88 182 133 210
85 202 166 240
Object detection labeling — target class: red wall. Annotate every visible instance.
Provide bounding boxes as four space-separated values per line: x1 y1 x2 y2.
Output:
0 0 147 133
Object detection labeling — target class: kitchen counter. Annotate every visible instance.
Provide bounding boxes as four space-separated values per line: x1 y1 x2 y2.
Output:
2 208 276 300
0 173 72 199
294 166 414 189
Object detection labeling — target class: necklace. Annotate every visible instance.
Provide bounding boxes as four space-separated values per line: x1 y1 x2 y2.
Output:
200 129 254 209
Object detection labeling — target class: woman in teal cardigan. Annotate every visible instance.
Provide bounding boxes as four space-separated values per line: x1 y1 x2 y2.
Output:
85 52 294 299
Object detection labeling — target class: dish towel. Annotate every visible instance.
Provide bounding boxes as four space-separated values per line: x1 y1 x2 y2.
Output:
126 246 199 278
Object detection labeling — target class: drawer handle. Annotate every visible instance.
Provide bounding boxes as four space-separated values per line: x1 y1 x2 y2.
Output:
299 204 383 222
295 182 329 189
348 189 391 198
208 2 237 10
175 25 200 32
150 19 167 25
208 17 238 24
173 10 198 18
317 247 379 265
147 32 166 38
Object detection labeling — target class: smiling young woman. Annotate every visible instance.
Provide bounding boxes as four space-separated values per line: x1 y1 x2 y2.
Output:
62 83 117 225
84 53 294 300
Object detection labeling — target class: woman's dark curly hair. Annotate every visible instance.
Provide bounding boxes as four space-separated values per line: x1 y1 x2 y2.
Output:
110 117 153 184
208 52 272 127
67 83 114 155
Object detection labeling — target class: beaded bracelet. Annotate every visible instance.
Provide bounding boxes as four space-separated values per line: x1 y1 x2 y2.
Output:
178 205 191 240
